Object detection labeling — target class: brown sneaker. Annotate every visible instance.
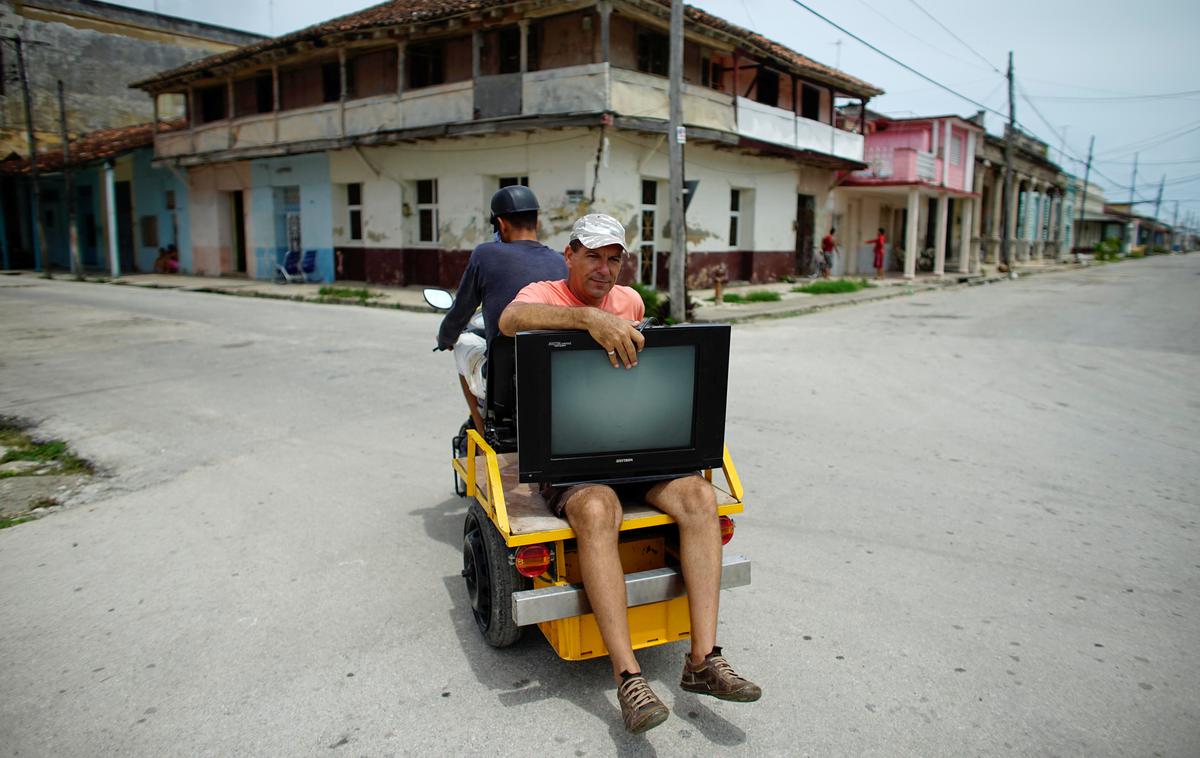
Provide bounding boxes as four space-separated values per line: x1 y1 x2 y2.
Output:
680 647 762 702
617 672 669 734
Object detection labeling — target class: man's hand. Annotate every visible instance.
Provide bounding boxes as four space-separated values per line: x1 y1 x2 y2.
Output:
584 309 645 369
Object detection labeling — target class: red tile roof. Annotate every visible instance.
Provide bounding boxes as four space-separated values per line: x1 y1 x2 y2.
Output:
132 0 881 98
0 120 184 175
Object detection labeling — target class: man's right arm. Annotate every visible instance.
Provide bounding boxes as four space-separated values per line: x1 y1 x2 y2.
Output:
499 302 644 368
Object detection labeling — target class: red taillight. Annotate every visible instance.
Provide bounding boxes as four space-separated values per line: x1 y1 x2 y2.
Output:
719 516 735 545
514 544 552 577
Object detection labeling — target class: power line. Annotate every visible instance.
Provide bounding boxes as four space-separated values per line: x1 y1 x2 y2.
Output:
783 0 1006 119
849 0 995 74
1026 88 1200 103
902 0 1001 74
1097 119 1200 158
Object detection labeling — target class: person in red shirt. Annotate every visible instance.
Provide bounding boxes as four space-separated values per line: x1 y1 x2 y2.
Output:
819 227 839 279
867 227 887 280
500 214 761 734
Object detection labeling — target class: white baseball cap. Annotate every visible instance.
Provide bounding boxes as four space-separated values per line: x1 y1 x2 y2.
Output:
570 213 627 251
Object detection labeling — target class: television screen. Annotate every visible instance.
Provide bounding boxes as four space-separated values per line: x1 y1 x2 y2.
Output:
550 345 696 456
516 324 730 486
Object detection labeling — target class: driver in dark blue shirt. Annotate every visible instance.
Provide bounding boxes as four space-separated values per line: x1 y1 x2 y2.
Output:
437 185 567 433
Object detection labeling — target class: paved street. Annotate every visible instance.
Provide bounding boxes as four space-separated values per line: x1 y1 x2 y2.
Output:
1 257 1197 757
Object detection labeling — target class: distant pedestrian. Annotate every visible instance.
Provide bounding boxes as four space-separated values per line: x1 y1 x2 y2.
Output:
867 227 886 280
820 228 839 279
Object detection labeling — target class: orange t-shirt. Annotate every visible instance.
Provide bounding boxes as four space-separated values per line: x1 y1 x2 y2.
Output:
513 279 645 321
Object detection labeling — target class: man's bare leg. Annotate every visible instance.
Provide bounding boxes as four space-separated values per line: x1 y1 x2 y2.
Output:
458 374 485 435
645 475 721 665
563 485 639 682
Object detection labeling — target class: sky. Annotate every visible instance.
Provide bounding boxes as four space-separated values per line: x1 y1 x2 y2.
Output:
117 0 1200 225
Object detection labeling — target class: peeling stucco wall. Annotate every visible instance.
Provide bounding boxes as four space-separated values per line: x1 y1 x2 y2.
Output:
0 1 261 157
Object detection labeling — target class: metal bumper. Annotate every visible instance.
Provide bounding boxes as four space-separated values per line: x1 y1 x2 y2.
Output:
511 554 751 627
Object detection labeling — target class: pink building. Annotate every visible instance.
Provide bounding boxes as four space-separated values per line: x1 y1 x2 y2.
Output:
837 109 984 277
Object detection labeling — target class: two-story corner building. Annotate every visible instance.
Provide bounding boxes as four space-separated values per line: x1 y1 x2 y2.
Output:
835 108 984 278
131 0 881 288
0 0 263 271
973 128 1071 268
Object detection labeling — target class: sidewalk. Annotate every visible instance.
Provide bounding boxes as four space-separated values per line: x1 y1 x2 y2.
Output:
690 261 1081 323
107 273 436 312
1 259 1086 321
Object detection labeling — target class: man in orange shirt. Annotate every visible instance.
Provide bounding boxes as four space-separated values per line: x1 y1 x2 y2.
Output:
500 214 761 735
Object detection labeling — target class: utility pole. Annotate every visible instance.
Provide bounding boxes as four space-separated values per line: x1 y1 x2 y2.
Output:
58 80 82 280
667 0 686 321
14 37 49 276
1074 135 1094 264
1001 51 1015 271
1128 153 1138 205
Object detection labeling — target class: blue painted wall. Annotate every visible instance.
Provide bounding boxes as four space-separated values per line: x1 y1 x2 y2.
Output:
248 154 333 282
130 149 190 273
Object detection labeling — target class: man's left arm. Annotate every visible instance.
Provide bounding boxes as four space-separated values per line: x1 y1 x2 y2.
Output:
436 257 482 350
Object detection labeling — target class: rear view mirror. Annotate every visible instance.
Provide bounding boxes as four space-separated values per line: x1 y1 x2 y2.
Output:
423 288 454 310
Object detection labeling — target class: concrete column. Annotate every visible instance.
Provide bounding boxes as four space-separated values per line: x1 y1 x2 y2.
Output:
934 192 948 276
396 42 406 95
104 160 120 278
271 65 280 142
519 20 529 73
959 198 973 273
989 169 1003 264
472 30 481 80
598 1 611 64
942 120 952 187
905 188 920 279
1057 189 1070 259
1006 175 1020 266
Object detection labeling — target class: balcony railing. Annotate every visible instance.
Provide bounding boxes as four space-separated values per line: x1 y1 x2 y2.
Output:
155 64 859 165
735 97 864 163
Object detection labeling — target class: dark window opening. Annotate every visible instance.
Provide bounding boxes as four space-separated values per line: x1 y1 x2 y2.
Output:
800 83 821 121
485 27 521 75
636 28 669 76
347 182 362 206
347 47 398 99
280 62 336 111
196 85 227 124
234 73 273 117
416 179 438 243
349 210 362 241
498 176 529 188
141 216 159 247
527 24 541 72
322 62 341 103
701 56 725 91
408 41 446 89
642 179 658 206
165 191 175 210
754 69 779 108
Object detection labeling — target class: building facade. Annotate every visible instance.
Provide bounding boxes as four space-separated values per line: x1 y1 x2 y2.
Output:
837 108 983 277
972 128 1072 268
0 0 262 270
133 0 882 288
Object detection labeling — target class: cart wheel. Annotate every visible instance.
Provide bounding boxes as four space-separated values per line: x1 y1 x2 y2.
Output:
462 502 528 647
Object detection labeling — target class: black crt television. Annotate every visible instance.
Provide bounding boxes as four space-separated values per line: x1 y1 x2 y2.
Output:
515 324 731 486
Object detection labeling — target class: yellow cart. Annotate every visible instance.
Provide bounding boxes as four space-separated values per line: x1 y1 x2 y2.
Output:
453 431 751 660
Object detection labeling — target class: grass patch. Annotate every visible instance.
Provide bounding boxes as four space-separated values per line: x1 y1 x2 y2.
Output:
317 286 379 301
0 418 94 477
715 290 782 303
0 516 35 530
793 278 875 295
